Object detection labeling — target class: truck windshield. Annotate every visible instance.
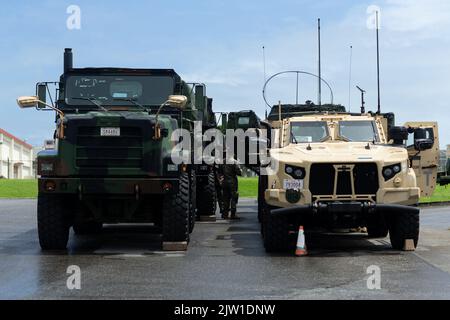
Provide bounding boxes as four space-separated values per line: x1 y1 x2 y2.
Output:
291 121 329 143
339 121 378 142
64 75 175 107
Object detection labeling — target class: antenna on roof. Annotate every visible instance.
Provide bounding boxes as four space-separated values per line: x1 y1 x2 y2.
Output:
376 11 381 114
356 85 366 114
348 45 353 112
317 18 322 106
262 46 267 85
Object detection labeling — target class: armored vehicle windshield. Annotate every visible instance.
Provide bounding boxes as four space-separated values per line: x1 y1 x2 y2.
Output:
339 120 379 142
64 74 175 108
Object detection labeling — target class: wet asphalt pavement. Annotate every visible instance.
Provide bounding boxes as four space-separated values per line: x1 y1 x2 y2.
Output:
0 199 450 299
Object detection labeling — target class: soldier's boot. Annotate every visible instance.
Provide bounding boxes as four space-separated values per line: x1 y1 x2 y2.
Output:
230 212 240 220
222 212 229 220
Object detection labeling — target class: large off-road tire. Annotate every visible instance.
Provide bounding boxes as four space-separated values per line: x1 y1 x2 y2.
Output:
367 212 389 238
388 210 420 250
196 171 217 217
162 172 190 243
257 175 268 223
73 222 103 235
37 194 72 250
189 171 197 233
262 201 290 252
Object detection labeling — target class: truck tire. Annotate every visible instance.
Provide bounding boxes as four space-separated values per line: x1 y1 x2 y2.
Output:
37 194 72 250
162 172 190 243
196 171 217 217
367 213 388 238
263 202 290 252
189 172 196 233
257 175 268 223
388 211 420 250
73 222 103 235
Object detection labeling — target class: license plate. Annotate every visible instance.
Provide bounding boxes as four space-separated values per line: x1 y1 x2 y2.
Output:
283 179 303 190
100 127 120 136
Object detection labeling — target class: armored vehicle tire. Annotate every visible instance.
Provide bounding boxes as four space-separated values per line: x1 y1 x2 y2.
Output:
162 172 190 243
73 222 103 235
189 172 197 233
37 194 72 250
388 211 420 250
263 204 290 252
367 213 389 238
196 171 217 217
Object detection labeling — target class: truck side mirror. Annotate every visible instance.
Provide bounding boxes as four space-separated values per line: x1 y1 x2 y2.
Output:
413 128 434 151
37 84 47 109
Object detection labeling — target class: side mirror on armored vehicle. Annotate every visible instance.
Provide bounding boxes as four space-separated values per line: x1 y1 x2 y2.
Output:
167 95 187 110
16 96 40 108
413 128 434 151
37 84 47 109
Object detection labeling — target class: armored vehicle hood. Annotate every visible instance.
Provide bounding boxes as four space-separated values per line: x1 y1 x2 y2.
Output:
271 142 407 165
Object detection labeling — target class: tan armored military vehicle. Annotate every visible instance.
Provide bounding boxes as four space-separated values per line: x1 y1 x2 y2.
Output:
230 99 439 252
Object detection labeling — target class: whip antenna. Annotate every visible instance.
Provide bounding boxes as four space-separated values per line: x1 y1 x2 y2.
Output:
376 11 381 113
317 18 322 106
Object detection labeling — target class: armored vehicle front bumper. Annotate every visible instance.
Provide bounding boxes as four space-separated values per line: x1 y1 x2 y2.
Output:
38 177 179 196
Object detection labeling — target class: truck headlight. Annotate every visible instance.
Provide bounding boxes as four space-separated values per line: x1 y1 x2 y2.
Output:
285 165 306 179
40 162 54 173
383 163 401 181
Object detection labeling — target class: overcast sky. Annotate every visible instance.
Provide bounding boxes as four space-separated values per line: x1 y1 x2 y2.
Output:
1 0 449 147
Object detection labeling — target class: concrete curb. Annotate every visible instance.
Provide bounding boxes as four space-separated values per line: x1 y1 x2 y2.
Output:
419 201 450 208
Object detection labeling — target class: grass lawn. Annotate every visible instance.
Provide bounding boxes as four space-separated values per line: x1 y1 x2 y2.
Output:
0 179 38 198
238 177 258 198
420 184 450 203
0 177 448 203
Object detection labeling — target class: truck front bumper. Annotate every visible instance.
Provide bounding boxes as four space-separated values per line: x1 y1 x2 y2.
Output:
38 177 179 196
271 202 419 218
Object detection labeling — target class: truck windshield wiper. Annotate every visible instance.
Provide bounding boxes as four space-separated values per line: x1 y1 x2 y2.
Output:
113 98 147 111
71 97 108 111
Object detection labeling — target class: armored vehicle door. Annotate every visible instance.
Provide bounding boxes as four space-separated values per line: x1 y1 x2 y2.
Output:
404 122 440 197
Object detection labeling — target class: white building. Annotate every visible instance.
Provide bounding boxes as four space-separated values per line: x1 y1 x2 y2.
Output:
0 128 34 179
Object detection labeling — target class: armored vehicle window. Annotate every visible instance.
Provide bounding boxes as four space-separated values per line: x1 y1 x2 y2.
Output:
238 117 250 126
65 75 175 107
290 121 329 143
339 121 379 142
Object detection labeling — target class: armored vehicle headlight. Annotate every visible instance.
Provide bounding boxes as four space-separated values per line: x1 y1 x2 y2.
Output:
383 168 393 177
285 165 306 179
294 169 305 179
383 163 401 181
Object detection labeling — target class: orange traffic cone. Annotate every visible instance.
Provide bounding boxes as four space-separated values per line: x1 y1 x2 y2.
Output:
295 226 307 256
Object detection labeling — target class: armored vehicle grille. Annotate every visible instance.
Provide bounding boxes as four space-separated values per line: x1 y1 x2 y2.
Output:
309 163 379 196
76 127 144 168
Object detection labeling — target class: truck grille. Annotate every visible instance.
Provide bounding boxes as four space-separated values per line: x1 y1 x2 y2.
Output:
309 163 379 196
76 127 143 168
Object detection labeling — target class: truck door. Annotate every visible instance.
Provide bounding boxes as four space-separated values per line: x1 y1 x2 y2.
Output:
404 122 440 197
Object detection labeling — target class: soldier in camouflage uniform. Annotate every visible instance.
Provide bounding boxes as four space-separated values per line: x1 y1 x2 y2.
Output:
217 160 242 219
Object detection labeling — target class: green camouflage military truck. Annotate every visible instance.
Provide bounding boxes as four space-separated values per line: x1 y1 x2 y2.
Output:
17 48 216 250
